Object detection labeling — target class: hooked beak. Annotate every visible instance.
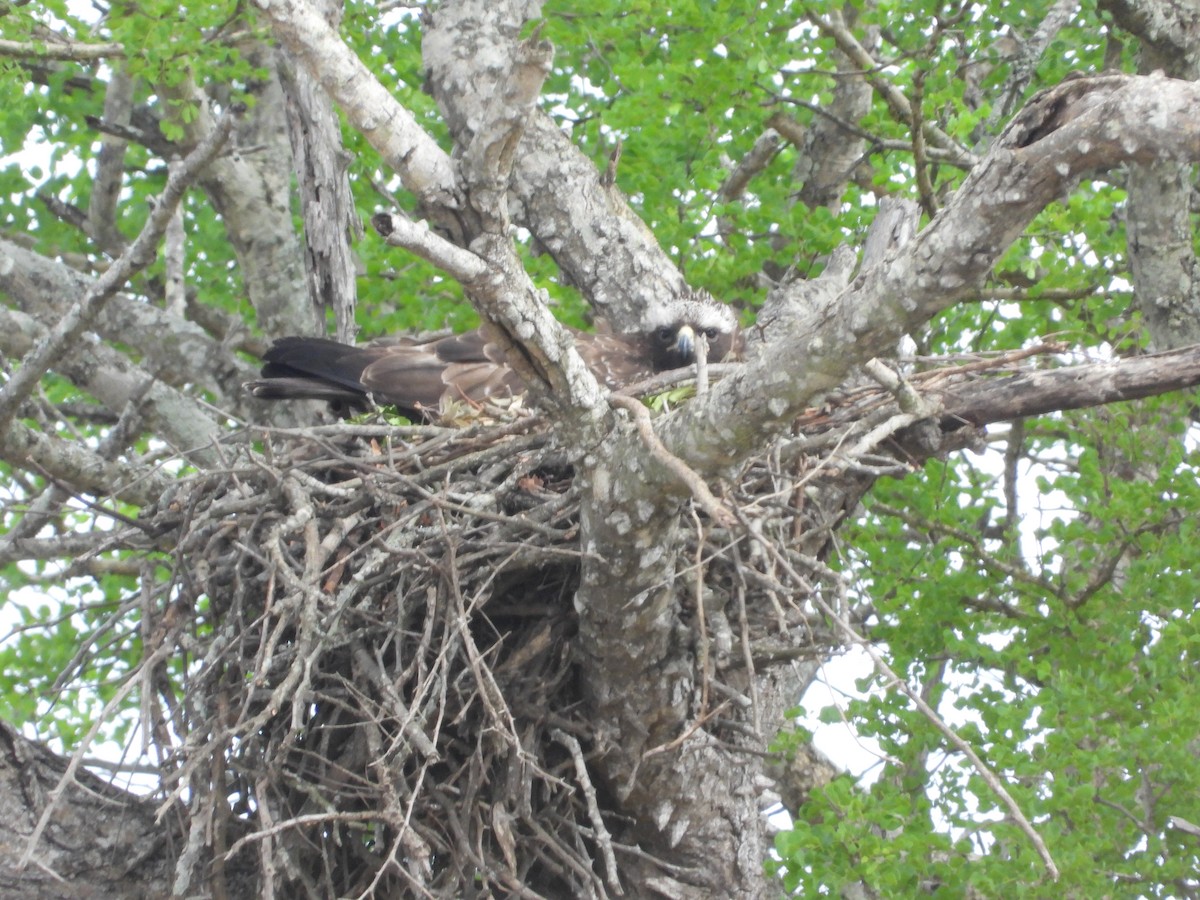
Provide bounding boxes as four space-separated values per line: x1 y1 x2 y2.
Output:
675 325 696 362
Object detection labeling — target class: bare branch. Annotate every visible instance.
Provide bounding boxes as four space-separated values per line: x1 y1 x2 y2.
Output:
278 9 364 344
996 0 1079 121
370 213 487 282
0 37 124 61
0 107 239 436
719 129 782 202
424 0 696 329
936 344 1200 428
553 728 623 892
802 5 976 167
88 66 134 255
0 265 255 438
609 395 734 528
0 420 170 507
163 164 187 319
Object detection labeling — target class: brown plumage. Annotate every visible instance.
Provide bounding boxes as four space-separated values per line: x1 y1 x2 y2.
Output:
246 295 740 418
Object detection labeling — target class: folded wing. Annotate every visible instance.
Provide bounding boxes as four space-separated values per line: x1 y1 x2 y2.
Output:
246 291 740 418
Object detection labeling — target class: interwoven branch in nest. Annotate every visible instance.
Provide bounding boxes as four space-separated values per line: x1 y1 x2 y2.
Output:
24 346 1059 896
136 412 842 896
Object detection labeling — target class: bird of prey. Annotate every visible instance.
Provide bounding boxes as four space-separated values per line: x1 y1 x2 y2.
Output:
246 294 739 419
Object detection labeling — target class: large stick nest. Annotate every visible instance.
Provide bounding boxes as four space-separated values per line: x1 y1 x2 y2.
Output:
118 352 1031 897
136 409 840 897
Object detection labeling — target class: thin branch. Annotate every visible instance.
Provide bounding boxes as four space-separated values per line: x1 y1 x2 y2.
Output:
996 0 1078 121
0 106 240 433
552 729 622 894
20 630 181 867
767 104 971 167
370 213 487 282
801 5 975 166
0 37 124 61
719 128 783 201
163 161 187 318
909 70 938 217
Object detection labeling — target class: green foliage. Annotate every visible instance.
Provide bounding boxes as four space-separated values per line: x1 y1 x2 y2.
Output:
646 384 696 412
797 411 1200 893
0 563 144 748
1 0 1196 892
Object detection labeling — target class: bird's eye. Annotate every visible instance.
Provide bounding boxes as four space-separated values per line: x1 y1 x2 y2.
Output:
657 327 674 343
703 327 718 340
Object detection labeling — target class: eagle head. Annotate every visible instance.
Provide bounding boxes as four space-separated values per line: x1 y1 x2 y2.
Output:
644 293 740 373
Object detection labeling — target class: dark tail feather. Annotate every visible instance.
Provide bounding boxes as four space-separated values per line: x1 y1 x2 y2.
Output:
244 376 367 405
246 337 376 414
259 338 374 392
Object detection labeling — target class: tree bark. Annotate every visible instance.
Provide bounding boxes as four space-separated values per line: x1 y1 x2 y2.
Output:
0 722 183 899
8 3 1200 896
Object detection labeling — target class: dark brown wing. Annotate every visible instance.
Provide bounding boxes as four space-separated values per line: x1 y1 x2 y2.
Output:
359 331 522 409
249 337 379 408
246 332 523 416
247 293 740 417
574 332 657 389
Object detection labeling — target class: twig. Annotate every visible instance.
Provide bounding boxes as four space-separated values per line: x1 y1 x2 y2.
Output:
729 541 762 734
690 507 711 714
553 729 623 894
642 701 732 759
20 628 182 867
225 810 383 858
801 4 975 166
693 332 709 400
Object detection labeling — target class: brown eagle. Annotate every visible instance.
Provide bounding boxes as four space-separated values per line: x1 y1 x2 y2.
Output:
246 295 739 418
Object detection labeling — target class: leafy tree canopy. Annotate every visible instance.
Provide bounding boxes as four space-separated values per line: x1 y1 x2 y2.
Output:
1 0 1198 896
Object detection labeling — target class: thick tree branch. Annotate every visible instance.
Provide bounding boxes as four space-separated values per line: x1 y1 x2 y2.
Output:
565 81 1200 878
0 418 172 507
0 241 256 413
370 213 488 281
0 722 185 897
719 129 782 203
252 0 458 215
449 24 614 428
937 344 1200 428
278 1 363 343
662 73 1200 478
1102 0 1200 350
87 66 134 255
1101 0 1200 66
155 52 316 342
424 0 697 330
0 37 124 61
790 5 876 210
0 306 227 466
